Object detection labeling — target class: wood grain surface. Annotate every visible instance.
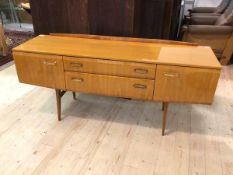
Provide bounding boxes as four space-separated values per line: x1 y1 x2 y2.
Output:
63 56 156 79
13 35 221 69
65 72 155 100
13 52 65 89
154 65 221 103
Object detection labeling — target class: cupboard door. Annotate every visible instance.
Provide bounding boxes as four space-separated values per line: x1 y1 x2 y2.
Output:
154 65 220 104
65 72 154 100
13 52 65 89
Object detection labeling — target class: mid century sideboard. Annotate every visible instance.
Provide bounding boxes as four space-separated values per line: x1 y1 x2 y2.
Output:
13 34 221 135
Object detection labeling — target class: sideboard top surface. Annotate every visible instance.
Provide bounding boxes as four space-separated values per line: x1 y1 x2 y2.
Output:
13 35 221 69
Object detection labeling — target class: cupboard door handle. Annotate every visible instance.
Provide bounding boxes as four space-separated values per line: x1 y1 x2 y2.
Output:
70 62 83 68
43 61 57 66
163 72 179 77
133 84 147 89
134 68 148 74
71 78 84 83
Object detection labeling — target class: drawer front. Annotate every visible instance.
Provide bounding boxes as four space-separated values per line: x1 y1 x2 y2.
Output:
154 65 220 104
65 72 155 100
63 56 156 79
13 52 65 89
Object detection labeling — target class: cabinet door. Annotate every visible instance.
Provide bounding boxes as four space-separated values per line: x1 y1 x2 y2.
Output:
154 65 220 104
13 52 65 89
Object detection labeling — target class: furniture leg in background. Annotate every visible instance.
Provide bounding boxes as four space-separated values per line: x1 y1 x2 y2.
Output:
162 102 169 136
72 92 77 100
220 33 233 65
0 23 7 56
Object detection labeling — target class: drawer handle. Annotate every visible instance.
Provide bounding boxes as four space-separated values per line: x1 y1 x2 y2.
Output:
71 78 84 83
133 84 147 89
163 72 179 77
134 68 148 74
43 61 57 66
70 62 83 68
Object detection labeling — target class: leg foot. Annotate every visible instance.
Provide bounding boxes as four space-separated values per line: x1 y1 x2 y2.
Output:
55 89 62 121
162 102 168 136
72 92 77 100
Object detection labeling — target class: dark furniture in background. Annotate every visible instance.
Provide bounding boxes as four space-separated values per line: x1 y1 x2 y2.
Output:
29 0 182 39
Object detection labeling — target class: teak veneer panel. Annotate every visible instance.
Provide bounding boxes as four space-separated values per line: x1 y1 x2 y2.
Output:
154 65 221 104
13 35 221 69
157 47 221 69
13 52 65 89
65 72 154 100
63 56 156 79
13 35 160 64
51 33 198 46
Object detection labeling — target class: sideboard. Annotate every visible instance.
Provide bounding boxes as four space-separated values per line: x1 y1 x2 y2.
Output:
13 34 221 135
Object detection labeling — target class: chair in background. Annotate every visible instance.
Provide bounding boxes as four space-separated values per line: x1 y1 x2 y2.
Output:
188 0 231 17
182 0 233 65
0 23 7 56
19 3 31 15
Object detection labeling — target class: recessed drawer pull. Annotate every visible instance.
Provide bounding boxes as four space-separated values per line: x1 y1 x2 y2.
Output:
43 61 57 66
134 68 148 74
71 78 84 82
133 84 147 89
163 72 179 77
70 62 83 68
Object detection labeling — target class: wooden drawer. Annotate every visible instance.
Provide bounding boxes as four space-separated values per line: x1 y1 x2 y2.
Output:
13 52 65 89
154 65 220 104
65 72 155 100
63 56 156 79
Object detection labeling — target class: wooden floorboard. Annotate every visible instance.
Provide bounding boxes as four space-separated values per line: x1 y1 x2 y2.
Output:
0 65 232 175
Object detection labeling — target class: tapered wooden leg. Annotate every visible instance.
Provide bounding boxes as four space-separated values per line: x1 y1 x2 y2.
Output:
162 103 164 111
162 102 168 136
55 89 62 121
72 92 77 100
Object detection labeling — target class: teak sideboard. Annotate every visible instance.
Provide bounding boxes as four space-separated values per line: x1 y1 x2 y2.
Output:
13 34 221 135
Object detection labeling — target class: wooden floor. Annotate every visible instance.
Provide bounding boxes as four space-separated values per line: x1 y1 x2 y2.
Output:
0 64 232 175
